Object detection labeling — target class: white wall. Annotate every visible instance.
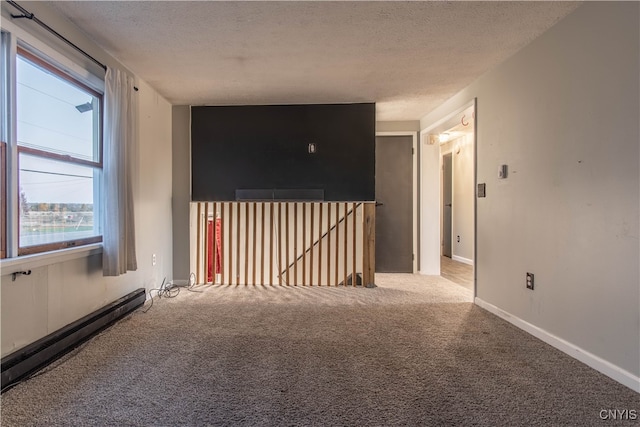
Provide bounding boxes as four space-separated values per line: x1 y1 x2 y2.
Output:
419 136 440 275
420 2 639 389
451 134 473 263
440 134 474 263
0 3 173 357
135 79 173 288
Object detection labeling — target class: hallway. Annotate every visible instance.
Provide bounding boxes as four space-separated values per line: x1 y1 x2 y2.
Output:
441 256 473 291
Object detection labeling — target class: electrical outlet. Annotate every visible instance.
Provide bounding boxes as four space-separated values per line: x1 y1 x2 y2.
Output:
152 254 157 266
526 272 534 290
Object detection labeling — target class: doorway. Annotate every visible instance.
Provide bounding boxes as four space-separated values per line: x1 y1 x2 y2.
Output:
420 103 475 290
437 106 475 290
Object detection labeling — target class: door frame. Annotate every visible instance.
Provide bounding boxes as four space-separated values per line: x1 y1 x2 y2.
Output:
375 131 418 273
419 99 476 296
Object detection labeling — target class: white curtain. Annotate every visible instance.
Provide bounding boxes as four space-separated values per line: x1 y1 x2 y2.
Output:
102 67 138 276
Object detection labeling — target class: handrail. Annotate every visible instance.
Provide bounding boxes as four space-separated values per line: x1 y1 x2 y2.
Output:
282 202 361 273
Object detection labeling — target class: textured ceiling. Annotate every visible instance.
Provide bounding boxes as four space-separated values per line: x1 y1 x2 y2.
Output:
50 1 580 121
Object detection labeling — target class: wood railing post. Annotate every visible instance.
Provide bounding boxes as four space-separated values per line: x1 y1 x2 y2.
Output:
352 202 357 286
327 203 332 286
270 202 274 286
222 204 227 285
302 203 306 286
285 203 290 285
245 203 250 285
310 203 314 286
252 202 257 286
343 203 348 287
228 203 233 285
204 203 209 283
362 202 376 287
236 203 241 285
261 202 265 286
196 203 202 284
278 203 283 286
293 203 298 286
318 204 323 286
213 203 218 284
334 203 339 286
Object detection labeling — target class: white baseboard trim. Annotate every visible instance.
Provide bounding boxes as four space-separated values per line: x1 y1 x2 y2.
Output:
452 255 473 265
474 297 640 393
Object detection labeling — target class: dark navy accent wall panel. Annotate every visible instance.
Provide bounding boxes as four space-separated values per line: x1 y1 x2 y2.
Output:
191 103 375 201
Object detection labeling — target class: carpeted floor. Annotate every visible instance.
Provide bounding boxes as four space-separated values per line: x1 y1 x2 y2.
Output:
1 274 638 426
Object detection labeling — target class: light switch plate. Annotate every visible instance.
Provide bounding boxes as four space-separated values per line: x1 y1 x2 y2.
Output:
478 183 486 198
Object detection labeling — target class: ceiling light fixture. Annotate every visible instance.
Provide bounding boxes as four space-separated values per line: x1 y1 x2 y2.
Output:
439 133 450 144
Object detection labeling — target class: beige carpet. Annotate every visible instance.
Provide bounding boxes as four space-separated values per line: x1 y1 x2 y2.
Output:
187 273 474 306
1 274 637 426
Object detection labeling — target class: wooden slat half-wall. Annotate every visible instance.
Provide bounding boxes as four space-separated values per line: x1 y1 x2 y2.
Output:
194 202 374 287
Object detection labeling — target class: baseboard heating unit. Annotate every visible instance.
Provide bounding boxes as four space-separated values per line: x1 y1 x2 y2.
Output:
1 288 146 392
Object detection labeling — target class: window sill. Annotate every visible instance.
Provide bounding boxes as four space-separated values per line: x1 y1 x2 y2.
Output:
0 243 103 273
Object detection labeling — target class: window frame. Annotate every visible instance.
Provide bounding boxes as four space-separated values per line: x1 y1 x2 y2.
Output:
1 140 6 259
1 35 105 259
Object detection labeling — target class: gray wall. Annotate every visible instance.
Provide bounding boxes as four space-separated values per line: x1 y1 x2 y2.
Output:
172 106 191 280
421 2 639 382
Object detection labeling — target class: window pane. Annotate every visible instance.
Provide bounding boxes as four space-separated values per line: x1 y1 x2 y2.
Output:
17 55 99 162
19 154 99 248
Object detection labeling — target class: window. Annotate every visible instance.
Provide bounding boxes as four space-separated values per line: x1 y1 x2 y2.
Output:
0 37 104 258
